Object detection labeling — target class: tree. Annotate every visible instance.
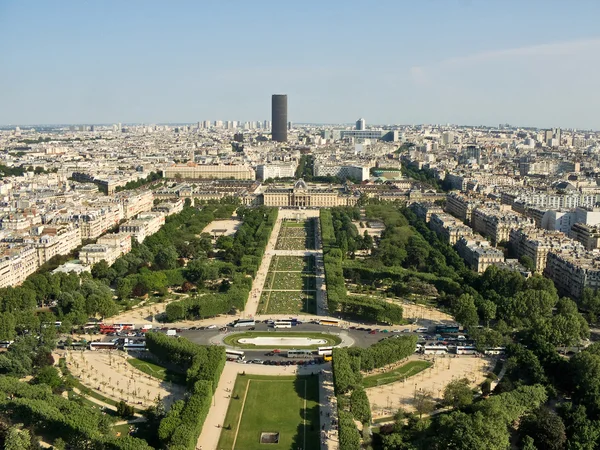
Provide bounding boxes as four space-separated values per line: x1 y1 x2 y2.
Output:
350 387 371 424
0 312 17 341
91 260 111 280
519 407 566 450
154 245 179 270
414 390 435 418
443 378 473 409
519 255 536 272
116 400 135 418
452 294 479 329
4 426 31 450
33 365 62 391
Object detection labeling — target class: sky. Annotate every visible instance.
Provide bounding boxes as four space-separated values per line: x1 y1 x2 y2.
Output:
2 0 600 129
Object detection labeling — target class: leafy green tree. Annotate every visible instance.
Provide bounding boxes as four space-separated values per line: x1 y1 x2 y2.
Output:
4 426 30 450
0 312 16 341
519 407 566 450
33 365 62 391
452 294 479 329
154 245 179 270
350 387 371 424
443 378 473 409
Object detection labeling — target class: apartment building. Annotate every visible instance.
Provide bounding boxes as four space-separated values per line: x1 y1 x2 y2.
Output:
151 199 185 216
0 245 39 288
313 164 371 182
115 190 154 220
454 236 504 273
35 225 82 266
163 162 255 181
119 212 165 243
79 233 132 267
410 202 444 223
471 206 535 245
256 163 297 181
570 223 600 250
544 250 600 298
509 228 579 273
445 192 483 224
429 213 474 245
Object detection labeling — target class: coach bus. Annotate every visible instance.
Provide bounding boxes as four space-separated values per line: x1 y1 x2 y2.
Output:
114 323 135 330
233 319 256 328
317 346 333 356
422 345 448 355
319 319 339 327
455 346 478 355
123 342 147 351
273 320 292 329
226 350 245 361
89 341 118 351
287 349 314 358
483 347 506 355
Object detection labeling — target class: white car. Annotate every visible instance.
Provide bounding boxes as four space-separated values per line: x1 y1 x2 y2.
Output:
206 324 217 329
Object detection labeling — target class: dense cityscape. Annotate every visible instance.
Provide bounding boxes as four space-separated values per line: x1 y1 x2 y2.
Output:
3 1 600 450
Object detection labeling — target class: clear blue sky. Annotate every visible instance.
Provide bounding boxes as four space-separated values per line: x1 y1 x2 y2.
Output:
2 0 600 129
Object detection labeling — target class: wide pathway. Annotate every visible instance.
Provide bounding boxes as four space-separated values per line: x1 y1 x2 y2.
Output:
197 361 329 450
319 367 339 450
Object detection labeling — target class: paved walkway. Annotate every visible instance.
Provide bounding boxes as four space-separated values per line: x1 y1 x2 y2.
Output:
319 367 339 450
197 361 329 450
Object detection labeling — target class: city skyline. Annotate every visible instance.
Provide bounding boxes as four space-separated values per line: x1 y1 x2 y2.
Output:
2 1 600 129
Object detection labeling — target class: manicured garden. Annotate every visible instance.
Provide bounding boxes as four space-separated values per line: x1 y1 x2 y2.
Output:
258 290 317 314
216 375 320 450
269 255 315 272
127 357 186 385
275 219 316 250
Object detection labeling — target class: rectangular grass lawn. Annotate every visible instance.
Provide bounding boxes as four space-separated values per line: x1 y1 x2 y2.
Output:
259 290 317 314
362 360 432 388
217 375 320 450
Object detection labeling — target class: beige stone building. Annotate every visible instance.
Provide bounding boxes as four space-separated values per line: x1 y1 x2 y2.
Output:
262 179 359 208
570 223 600 250
36 225 82 266
471 205 535 245
509 228 579 273
0 245 39 288
454 236 504 273
163 162 255 181
79 233 132 267
544 250 600 298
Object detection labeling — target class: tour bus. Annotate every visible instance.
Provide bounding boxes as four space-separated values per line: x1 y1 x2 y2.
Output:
287 349 314 358
123 342 147 351
323 354 333 362
422 345 448 355
233 319 256 328
89 341 118 351
415 327 429 333
319 319 339 327
483 347 506 355
455 346 478 355
317 346 333 356
114 323 135 331
273 320 292 329
99 324 120 334
226 350 245 361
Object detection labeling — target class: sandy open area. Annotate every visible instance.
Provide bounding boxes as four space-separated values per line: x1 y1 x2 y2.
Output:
366 354 493 418
61 350 186 410
401 302 454 324
202 219 242 237
238 336 328 346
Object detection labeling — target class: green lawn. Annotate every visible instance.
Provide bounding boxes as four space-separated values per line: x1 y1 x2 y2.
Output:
269 255 315 272
223 331 341 348
127 357 186 385
217 375 320 450
362 360 432 388
258 290 317 315
267 272 316 290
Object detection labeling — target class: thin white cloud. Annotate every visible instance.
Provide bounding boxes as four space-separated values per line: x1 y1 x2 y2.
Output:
410 37 600 84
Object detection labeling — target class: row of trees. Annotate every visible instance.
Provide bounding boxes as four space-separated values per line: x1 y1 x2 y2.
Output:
146 332 226 449
114 171 162 192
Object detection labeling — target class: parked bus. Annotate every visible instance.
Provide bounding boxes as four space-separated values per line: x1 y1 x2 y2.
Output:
422 345 448 355
287 349 314 358
89 341 118 351
319 319 339 327
226 350 245 361
273 321 292 329
435 325 460 334
99 324 120 334
123 343 147 351
323 354 333 362
114 323 135 330
456 346 478 355
483 347 506 355
233 319 256 328
317 346 333 356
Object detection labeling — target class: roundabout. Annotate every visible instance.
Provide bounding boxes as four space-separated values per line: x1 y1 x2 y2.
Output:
222 331 342 349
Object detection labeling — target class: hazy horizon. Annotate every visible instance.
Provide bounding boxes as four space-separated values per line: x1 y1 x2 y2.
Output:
2 0 600 129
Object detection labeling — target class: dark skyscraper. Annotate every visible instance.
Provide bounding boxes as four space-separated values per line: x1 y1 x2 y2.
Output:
271 94 287 142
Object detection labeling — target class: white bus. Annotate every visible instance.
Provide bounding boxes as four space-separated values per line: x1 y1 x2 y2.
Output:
483 347 506 355
456 346 478 355
89 341 118 351
226 350 245 361
123 343 147 351
233 319 256 328
319 319 339 327
317 346 333 356
422 345 448 355
273 321 292 329
287 349 314 358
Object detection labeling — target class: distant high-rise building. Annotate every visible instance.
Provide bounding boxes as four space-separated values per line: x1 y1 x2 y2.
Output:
356 118 366 131
272 94 288 142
